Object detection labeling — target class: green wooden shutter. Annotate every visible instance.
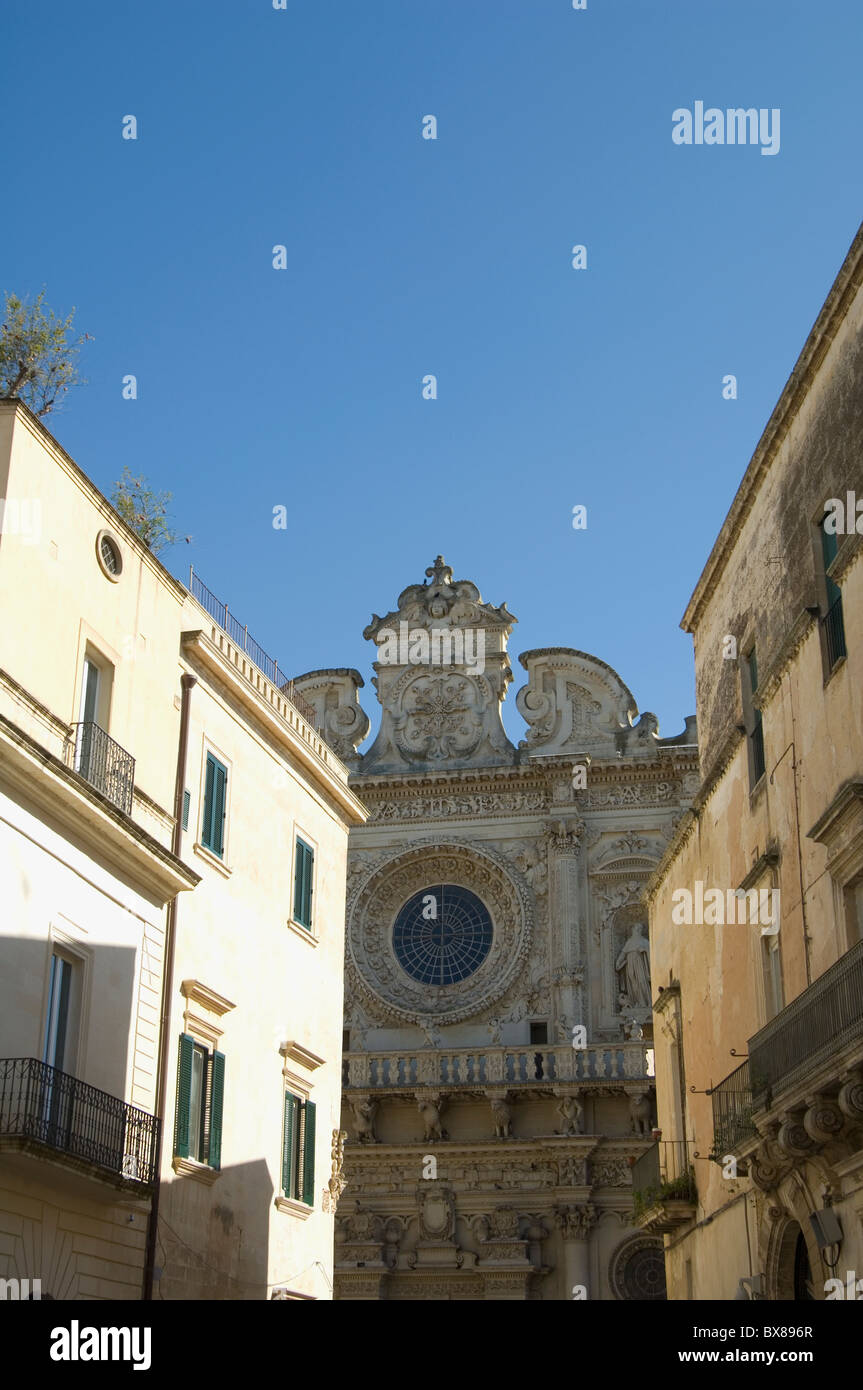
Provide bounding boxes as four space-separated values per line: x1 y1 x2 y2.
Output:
293 841 305 923
303 844 314 926
182 788 190 831
301 1100 316 1206
208 1051 226 1169
202 755 228 857
173 1033 196 1158
213 762 227 857
282 1093 299 1198
294 840 313 928
202 755 216 848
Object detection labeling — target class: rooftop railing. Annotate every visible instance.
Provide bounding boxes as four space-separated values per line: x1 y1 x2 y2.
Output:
0 1057 159 1190
188 568 317 726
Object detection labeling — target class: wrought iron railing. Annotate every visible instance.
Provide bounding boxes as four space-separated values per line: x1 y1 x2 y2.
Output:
821 596 847 671
711 1058 758 1154
748 939 863 1103
67 721 135 815
632 1140 696 1209
188 569 317 726
344 1043 650 1090
0 1058 159 1189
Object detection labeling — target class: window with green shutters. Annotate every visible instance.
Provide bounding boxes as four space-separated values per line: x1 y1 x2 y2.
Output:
173 1032 225 1168
293 837 314 929
201 753 228 857
820 514 847 670
282 1092 316 1205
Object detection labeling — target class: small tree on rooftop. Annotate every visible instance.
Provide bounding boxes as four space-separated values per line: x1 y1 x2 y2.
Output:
0 289 92 417
112 467 179 555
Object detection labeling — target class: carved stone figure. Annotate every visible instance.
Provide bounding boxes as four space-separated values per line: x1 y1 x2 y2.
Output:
628 1092 653 1136
555 1094 583 1137
615 923 652 1009
350 1097 379 1143
490 1206 520 1239
513 844 548 895
418 1094 447 1142
322 1129 348 1212
491 1097 513 1139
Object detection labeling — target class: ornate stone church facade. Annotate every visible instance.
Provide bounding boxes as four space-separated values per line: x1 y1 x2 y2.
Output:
295 558 698 1300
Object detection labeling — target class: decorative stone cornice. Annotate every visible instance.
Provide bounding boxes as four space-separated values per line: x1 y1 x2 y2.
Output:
180 980 236 1018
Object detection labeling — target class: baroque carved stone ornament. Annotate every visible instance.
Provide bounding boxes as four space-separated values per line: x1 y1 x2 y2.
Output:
347 840 533 1024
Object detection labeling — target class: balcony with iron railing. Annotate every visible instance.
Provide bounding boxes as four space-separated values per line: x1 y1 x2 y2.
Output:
188 568 317 727
65 721 135 815
343 1041 652 1092
747 938 863 1106
710 1058 759 1157
0 1057 160 1191
632 1139 697 1234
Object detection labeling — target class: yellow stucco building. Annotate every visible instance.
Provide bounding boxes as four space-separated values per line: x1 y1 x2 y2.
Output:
0 400 366 1300
646 222 863 1300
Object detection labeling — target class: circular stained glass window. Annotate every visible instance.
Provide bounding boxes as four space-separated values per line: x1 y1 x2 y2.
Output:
392 885 493 986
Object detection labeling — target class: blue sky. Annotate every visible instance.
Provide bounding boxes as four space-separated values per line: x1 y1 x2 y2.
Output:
4 0 861 746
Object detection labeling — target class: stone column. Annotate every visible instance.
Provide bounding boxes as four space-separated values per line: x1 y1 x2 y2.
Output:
553 1203 597 1298
548 821 585 1032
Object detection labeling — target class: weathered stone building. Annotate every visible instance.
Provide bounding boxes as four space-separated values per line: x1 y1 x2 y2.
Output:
296 556 698 1299
646 221 863 1301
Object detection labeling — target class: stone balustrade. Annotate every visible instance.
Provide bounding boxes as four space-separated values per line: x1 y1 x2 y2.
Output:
344 1042 650 1091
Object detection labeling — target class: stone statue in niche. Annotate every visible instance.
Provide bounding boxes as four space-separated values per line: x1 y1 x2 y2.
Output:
629 1092 653 1136
555 1094 584 1136
350 1097 379 1143
418 1094 447 1142
615 923 652 1009
491 1097 513 1139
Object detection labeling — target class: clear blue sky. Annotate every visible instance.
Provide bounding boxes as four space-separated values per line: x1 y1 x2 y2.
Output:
4 0 861 746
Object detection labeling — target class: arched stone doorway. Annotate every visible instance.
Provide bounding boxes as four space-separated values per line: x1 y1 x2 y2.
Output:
771 1219 816 1300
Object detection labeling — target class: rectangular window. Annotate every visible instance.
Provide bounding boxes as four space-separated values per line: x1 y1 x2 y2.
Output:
201 753 228 858
174 1033 225 1168
43 953 74 1072
293 838 314 929
529 1021 548 1045
844 877 863 951
762 932 784 1021
820 515 847 671
282 1093 316 1205
743 648 766 788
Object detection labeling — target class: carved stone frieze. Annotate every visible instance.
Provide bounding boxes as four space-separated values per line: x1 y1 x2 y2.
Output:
585 782 675 808
366 787 549 823
592 1159 632 1187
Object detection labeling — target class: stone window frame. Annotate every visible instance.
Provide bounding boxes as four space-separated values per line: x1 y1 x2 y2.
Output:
808 779 863 954
274 1041 325 1220
171 979 235 1185
738 848 783 1028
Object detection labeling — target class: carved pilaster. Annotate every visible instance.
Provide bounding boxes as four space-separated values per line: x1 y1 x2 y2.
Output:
552 1202 598 1241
